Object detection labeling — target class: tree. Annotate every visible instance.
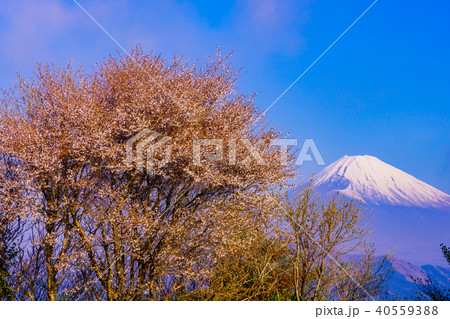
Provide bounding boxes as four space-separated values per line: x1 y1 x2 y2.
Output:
273 184 392 300
0 46 294 300
441 244 450 266
0 217 20 300
186 183 393 301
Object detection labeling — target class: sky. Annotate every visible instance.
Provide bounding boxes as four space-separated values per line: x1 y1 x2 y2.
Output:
0 0 449 193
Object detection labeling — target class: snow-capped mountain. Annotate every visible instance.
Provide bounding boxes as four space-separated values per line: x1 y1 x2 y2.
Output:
314 155 450 209
307 155 450 266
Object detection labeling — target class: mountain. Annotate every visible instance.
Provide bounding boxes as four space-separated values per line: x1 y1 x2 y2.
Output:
307 155 450 266
385 257 450 299
313 155 450 209
343 256 450 299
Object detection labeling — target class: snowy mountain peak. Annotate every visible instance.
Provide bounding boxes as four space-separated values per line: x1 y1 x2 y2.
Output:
314 155 450 208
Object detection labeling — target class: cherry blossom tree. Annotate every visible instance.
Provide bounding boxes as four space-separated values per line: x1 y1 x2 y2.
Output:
0 46 294 300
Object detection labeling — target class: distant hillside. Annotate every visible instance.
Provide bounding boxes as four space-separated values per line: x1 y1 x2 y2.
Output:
384 257 450 299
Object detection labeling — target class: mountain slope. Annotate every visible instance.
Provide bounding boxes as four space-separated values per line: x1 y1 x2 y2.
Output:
386 257 450 299
313 155 450 209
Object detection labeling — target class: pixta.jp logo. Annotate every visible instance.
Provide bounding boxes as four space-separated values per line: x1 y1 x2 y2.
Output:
126 129 325 175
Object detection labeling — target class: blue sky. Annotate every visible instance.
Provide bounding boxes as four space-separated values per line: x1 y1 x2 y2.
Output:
0 0 449 192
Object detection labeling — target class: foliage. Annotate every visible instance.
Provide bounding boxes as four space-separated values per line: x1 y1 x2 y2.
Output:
271 184 393 301
0 224 19 300
441 244 450 266
180 184 393 301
